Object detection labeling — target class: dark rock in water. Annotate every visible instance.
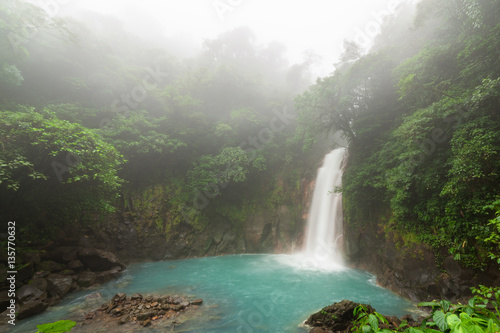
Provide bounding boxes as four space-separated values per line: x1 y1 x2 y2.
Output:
191 299 203 305
95 267 122 284
79 248 125 272
306 300 372 332
85 292 102 300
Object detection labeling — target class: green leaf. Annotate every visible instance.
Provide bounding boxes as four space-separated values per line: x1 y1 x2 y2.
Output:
446 314 460 331
433 310 449 331
440 300 451 313
36 320 76 333
418 301 440 308
375 312 389 325
362 325 372 333
368 314 379 331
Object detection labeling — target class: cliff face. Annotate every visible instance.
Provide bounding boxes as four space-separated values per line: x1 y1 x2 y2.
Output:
78 177 316 263
343 220 500 303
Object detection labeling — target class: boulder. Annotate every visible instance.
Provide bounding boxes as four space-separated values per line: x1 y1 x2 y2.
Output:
37 260 64 273
0 291 10 310
17 262 34 282
306 300 372 332
41 246 78 262
68 259 84 271
30 278 48 292
95 267 122 284
79 248 125 272
17 300 48 320
47 274 73 298
77 271 96 288
16 285 44 303
131 293 143 301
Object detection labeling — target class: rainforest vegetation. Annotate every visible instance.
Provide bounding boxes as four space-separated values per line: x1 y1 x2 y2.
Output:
0 0 499 280
0 0 319 248
296 0 500 269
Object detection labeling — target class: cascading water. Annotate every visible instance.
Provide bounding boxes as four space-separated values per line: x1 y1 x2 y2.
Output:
302 148 346 268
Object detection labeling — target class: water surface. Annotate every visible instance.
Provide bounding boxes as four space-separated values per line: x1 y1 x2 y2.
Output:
8 254 415 332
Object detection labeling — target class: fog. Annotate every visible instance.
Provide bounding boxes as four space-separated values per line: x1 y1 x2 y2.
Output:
57 0 410 77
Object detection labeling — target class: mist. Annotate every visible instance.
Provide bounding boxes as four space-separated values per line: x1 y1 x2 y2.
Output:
55 0 411 76
2 0 500 331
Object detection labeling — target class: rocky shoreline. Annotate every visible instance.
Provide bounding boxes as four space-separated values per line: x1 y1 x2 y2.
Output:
0 246 126 323
80 292 203 330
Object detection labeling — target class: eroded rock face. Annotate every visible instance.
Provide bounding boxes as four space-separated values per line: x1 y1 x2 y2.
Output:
344 222 500 303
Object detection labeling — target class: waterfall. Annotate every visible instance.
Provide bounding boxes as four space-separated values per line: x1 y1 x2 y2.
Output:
303 148 346 268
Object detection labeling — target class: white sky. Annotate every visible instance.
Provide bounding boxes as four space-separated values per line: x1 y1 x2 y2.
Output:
56 0 407 77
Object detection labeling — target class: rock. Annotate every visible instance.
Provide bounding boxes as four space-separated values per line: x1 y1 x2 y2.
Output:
46 274 73 298
191 299 203 305
306 300 371 332
68 259 84 271
42 246 77 262
309 328 333 333
17 300 48 320
17 262 34 282
85 292 102 300
77 271 97 288
142 318 152 327
37 260 64 273
306 300 423 333
60 269 76 276
83 293 202 328
16 285 44 303
31 278 48 292
95 267 122 284
23 252 41 266
61 247 79 262
0 291 10 310
110 307 123 316
131 293 143 301
79 248 125 272
112 293 127 303
136 310 156 321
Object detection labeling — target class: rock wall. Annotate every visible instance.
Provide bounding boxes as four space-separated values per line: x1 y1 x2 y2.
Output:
344 220 500 303
86 202 306 262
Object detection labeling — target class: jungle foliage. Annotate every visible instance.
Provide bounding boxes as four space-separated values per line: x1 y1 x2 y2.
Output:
296 0 500 268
